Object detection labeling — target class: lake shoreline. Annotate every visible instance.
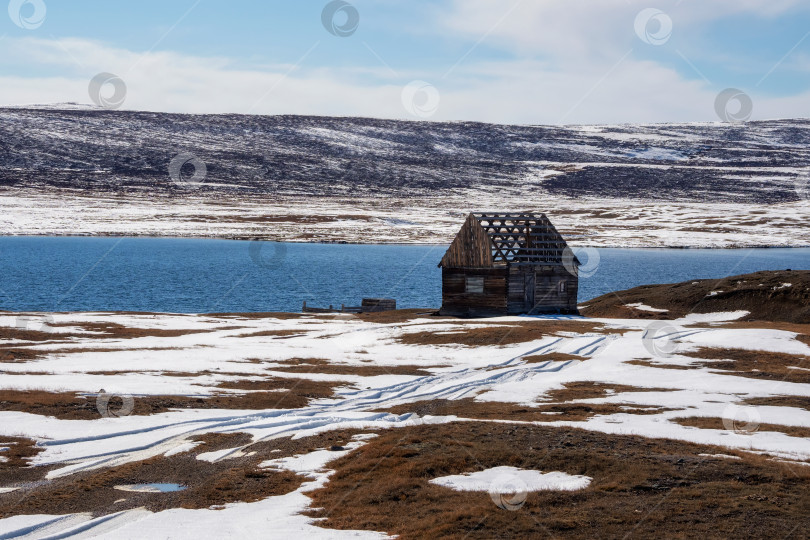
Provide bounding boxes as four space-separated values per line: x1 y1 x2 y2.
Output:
1 238 808 314
1 234 808 250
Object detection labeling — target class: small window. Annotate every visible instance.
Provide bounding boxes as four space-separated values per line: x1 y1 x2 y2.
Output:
558 281 567 293
466 276 485 294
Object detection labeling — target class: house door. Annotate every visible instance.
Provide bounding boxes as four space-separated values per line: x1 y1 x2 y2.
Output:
523 272 536 313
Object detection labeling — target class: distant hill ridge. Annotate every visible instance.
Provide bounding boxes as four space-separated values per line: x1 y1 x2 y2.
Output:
2 107 809 203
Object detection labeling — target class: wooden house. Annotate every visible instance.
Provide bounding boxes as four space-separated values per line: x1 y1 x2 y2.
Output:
438 213 579 317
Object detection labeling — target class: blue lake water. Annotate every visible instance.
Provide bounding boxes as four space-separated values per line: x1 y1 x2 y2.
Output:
0 237 807 313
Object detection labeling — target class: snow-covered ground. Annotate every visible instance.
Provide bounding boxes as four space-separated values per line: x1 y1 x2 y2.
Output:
2 188 809 247
0 310 808 537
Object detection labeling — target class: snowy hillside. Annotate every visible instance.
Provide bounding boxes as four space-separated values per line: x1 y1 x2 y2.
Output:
1 106 809 246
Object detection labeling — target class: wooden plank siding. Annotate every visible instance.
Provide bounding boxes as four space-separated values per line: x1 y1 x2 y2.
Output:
439 214 495 268
508 265 578 314
439 268 509 317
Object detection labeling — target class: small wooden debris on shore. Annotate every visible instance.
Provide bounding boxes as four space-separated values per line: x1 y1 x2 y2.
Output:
302 298 396 314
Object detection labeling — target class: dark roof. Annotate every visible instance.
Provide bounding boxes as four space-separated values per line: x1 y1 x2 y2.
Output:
439 212 579 268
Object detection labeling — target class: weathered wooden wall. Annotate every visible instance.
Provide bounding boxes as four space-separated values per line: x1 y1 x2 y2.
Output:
439 268 509 317
439 213 494 268
508 265 578 315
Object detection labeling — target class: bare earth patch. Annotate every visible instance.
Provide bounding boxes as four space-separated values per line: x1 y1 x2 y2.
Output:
307 422 810 539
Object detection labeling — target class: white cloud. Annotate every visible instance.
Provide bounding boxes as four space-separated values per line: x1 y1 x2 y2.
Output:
0 35 806 124
438 0 809 60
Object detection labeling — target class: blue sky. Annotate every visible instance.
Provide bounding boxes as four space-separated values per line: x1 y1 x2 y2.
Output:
1 0 809 124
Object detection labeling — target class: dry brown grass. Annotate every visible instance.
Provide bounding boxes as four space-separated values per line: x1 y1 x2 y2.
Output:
744 396 810 411
1 346 185 364
379 383 674 422
0 430 364 518
0 390 101 420
693 321 810 335
236 329 308 338
380 398 670 422
625 359 692 370
61 322 213 339
521 352 584 364
266 358 442 377
395 321 611 348
683 347 810 384
540 382 670 402
0 377 344 420
0 322 211 344
673 417 810 438
0 437 46 485
0 348 46 362
307 422 810 539
0 327 71 343
207 312 314 320
355 309 447 324
379 386 673 424
580 271 810 324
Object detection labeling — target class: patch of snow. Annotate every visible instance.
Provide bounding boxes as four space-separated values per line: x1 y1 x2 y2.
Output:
164 441 202 457
677 311 750 323
698 453 741 460
196 447 247 462
626 303 668 313
430 466 591 493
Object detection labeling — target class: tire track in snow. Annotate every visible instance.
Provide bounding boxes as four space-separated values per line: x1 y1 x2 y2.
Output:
36 335 610 476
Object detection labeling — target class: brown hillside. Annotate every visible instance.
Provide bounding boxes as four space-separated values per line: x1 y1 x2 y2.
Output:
580 270 810 323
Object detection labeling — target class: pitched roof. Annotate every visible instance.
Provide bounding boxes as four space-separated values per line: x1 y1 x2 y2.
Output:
439 212 578 268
